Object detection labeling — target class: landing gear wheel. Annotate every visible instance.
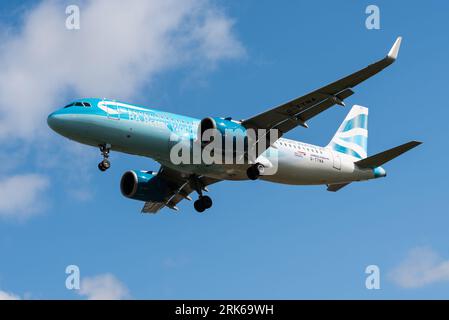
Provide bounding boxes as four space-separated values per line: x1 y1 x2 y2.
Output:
101 159 111 169
190 174 213 213
194 196 213 213
247 163 264 180
194 199 206 213
98 144 111 172
201 195 213 209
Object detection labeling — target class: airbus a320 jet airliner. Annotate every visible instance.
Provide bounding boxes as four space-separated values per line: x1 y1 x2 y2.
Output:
48 37 421 213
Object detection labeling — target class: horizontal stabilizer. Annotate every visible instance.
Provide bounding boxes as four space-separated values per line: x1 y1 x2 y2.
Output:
327 183 351 192
355 141 422 169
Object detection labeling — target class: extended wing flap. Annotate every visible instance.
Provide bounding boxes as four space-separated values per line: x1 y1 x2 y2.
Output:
298 88 354 124
141 166 221 214
142 201 165 213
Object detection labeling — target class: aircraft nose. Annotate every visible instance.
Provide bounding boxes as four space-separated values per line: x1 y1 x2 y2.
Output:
47 111 67 133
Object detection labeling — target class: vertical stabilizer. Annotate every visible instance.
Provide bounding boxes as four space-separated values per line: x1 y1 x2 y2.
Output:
327 105 368 159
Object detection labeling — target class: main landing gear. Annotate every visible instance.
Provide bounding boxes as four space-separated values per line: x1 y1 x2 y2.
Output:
194 195 212 213
246 163 265 180
98 144 111 172
191 176 213 213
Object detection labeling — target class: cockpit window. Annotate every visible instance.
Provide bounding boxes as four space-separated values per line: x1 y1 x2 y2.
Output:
64 101 92 108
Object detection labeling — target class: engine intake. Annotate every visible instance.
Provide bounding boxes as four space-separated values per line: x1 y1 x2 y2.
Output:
198 117 247 147
120 170 168 202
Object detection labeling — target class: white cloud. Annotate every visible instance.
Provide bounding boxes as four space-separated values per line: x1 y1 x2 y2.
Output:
0 0 243 218
79 273 129 300
0 290 21 300
389 246 449 288
0 174 49 219
0 0 244 140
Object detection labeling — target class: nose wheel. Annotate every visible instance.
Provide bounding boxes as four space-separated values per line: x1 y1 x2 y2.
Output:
98 159 111 172
98 144 111 172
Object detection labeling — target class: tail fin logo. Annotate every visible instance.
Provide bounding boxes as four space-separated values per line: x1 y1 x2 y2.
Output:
328 105 368 159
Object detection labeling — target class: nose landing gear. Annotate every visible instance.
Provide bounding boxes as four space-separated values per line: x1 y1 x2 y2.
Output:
98 159 111 172
98 144 111 172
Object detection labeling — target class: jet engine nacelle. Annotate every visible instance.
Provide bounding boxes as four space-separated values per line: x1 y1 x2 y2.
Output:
198 117 248 148
120 170 169 202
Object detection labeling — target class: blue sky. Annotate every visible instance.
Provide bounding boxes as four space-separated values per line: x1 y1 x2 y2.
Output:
0 0 448 299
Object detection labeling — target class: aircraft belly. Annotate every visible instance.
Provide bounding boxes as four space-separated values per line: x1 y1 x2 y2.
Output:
260 151 359 185
263 158 331 185
162 162 249 181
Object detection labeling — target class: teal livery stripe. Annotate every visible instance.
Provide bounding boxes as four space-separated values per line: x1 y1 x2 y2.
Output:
341 114 368 132
339 135 368 150
331 143 363 159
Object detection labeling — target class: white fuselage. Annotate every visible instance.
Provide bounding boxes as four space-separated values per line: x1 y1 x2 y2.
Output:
164 137 374 185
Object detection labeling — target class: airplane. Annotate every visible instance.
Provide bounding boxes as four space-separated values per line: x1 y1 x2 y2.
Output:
47 36 421 213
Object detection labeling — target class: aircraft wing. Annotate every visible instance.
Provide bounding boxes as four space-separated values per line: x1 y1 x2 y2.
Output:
242 37 402 136
141 166 220 213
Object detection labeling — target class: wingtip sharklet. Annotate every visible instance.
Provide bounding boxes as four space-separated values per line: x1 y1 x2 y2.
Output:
387 36 402 61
